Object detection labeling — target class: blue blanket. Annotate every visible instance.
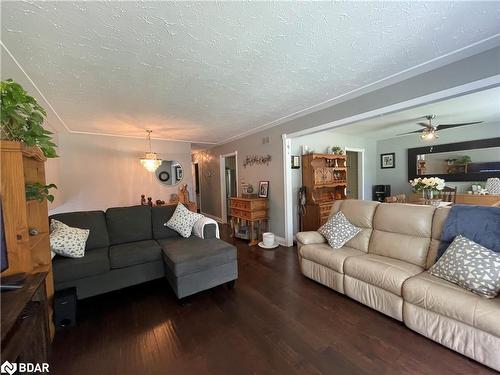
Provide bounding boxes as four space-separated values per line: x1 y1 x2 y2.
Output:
437 204 500 260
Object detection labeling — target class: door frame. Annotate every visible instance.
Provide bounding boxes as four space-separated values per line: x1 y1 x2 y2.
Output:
220 151 239 224
345 147 365 200
192 160 201 212
282 75 500 246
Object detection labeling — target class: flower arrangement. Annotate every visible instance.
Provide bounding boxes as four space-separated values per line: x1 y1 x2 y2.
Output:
409 177 445 193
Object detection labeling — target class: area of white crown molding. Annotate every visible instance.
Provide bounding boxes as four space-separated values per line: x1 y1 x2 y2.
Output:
1 1 500 144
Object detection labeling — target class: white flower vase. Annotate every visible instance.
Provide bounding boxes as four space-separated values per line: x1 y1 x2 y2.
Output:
423 189 433 200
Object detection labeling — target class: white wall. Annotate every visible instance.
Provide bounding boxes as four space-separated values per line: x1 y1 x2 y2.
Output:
290 131 376 234
376 121 500 194
47 133 193 214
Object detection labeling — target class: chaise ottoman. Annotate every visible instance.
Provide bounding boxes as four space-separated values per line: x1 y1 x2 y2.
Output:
159 236 238 299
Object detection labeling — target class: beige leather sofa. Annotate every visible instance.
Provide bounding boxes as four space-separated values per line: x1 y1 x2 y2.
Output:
296 200 500 371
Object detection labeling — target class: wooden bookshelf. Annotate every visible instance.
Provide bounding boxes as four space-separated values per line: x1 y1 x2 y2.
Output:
0 141 55 338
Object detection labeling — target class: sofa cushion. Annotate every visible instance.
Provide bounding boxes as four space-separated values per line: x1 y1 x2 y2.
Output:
344 254 423 296
329 200 379 252
50 210 109 250
50 219 90 258
151 205 180 240
370 203 435 267
429 235 500 298
106 205 152 245
166 204 203 238
318 211 361 249
160 237 236 277
426 206 451 269
109 240 162 269
403 272 500 338
52 246 110 284
300 244 364 274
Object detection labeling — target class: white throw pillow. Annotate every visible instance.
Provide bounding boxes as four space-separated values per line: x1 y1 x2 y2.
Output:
318 211 361 249
429 235 500 298
50 219 90 258
166 203 203 238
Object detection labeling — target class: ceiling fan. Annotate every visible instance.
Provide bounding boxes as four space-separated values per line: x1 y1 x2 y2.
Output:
399 115 483 140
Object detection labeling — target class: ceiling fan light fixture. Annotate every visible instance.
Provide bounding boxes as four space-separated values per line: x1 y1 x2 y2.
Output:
421 128 438 141
140 130 162 172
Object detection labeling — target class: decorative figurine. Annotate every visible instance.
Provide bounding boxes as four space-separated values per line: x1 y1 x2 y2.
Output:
141 194 146 205
147 197 153 206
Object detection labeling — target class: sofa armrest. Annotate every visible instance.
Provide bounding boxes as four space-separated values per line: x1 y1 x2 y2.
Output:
203 223 218 239
296 231 326 245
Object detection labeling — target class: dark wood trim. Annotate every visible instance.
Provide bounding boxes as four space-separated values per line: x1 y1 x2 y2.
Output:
408 137 500 181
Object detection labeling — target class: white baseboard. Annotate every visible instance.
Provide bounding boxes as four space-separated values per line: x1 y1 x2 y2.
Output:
200 212 223 223
276 235 293 247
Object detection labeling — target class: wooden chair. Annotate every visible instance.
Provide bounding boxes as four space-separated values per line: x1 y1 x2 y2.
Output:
439 186 457 203
385 194 406 203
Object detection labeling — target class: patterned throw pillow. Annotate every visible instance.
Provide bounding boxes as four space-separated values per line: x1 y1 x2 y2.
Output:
429 235 500 298
166 203 203 238
318 211 361 249
50 219 90 258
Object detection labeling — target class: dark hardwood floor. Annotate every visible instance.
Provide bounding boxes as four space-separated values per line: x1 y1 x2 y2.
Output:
50 226 496 375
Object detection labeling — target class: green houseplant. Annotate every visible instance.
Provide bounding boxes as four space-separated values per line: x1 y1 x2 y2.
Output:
1 79 58 158
25 182 57 203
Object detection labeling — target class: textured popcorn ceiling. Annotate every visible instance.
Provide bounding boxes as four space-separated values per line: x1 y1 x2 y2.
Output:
1 1 500 144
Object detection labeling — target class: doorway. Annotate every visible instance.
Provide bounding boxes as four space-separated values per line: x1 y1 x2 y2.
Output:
193 162 201 212
220 152 239 223
346 151 359 199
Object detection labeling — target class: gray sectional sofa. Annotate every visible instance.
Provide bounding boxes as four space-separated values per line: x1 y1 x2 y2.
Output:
51 204 237 300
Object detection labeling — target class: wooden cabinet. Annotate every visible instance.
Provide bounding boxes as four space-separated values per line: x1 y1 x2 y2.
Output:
0 141 55 338
229 197 268 246
301 154 348 231
1 273 50 364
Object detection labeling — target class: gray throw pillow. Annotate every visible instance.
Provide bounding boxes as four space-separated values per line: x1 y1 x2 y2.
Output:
429 235 500 298
318 211 361 249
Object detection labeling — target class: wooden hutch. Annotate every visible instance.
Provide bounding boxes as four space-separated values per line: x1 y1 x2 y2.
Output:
301 153 347 231
0 141 55 338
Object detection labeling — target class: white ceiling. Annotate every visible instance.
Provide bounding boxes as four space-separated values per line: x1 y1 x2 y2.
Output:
332 86 500 139
1 1 500 144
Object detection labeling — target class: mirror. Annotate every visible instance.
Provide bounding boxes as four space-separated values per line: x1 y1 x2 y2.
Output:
408 138 500 182
155 160 184 186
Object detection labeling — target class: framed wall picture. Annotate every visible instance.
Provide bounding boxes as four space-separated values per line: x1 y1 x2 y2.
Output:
291 155 300 169
258 181 269 198
380 153 395 169
175 166 183 181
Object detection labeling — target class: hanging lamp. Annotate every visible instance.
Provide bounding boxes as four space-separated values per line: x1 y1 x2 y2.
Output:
140 130 162 172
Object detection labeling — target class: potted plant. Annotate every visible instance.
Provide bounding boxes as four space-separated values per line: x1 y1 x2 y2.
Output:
1 79 58 158
409 177 445 200
1 79 58 202
331 146 344 155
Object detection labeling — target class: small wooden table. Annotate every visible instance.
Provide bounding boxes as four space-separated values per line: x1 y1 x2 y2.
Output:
229 197 268 246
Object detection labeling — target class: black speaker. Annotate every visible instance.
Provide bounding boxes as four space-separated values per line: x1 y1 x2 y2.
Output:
372 185 391 202
54 287 77 329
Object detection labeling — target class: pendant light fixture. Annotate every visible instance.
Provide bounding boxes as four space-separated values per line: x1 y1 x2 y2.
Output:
140 130 162 172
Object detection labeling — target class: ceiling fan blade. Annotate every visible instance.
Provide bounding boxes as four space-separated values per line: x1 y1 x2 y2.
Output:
397 129 424 136
417 122 431 127
436 121 483 130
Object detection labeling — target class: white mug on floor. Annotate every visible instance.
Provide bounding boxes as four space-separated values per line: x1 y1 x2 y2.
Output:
262 232 275 247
